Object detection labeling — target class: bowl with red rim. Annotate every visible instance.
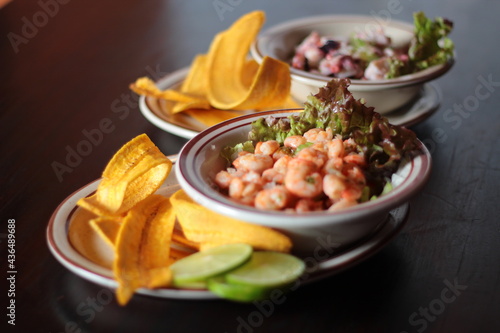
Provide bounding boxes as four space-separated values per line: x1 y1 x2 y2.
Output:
250 15 454 114
175 109 432 256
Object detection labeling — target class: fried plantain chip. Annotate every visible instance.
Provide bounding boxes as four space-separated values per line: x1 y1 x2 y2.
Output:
172 227 201 250
206 11 290 110
89 217 194 261
113 194 176 305
72 133 297 305
171 54 211 113
169 247 193 261
77 134 172 216
89 217 122 248
130 10 292 124
170 190 292 253
208 55 291 110
130 76 210 110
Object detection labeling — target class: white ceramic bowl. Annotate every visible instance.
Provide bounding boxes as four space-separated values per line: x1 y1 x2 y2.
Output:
176 109 432 256
250 15 454 114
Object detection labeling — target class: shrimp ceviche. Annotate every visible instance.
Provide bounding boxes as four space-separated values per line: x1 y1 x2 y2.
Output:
292 11 453 80
214 78 422 213
216 129 373 212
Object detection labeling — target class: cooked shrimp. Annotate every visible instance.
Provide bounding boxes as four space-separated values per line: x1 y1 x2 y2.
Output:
343 164 366 185
328 198 357 212
217 124 379 212
303 128 333 143
228 177 262 205
254 186 292 210
284 135 307 149
255 140 280 156
295 198 323 212
272 147 293 161
343 153 366 167
237 150 251 157
295 147 328 168
323 174 346 200
273 155 292 174
241 183 262 203
326 136 345 159
341 183 364 201
226 167 243 176
214 170 233 189
323 157 344 174
228 177 244 199
284 158 323 198
241 171 263 185
310 141 328 153
232 154 273 174
262 168 284 184
343 138 357 152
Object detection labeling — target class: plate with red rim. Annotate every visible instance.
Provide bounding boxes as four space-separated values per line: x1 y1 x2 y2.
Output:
47 156 411 301
138 67 441 140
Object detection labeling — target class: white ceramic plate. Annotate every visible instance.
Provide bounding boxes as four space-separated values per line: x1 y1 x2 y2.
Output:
47 157 410 300
138 67 441 139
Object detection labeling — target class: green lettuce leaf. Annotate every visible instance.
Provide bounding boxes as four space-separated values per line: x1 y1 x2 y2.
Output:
248 78 422 197
408 11 454 70
385 57 412 79
221 141 254 164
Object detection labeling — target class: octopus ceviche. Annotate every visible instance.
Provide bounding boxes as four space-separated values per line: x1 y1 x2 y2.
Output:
291 12 454 80
214 78 423 213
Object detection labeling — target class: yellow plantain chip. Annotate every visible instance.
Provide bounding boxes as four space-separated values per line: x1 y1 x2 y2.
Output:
130 77 210 109
208 56 291 110
77 134 172 216
170 190 292 253
144 267 174 289
113 194 176 306
68 207 115 269
240 59 260 89
179 55 208 96
89 217 122 247
206 12 291 110
172 228 201 250
172 54 210 113
130 10 292 125
169 247 193 261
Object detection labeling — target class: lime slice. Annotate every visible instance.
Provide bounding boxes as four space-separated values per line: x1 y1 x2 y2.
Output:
225 251 305 288
207 276 270 302
170 243 252 287
174 280 207 290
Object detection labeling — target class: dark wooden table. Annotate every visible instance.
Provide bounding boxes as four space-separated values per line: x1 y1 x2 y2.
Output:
2 0 499 332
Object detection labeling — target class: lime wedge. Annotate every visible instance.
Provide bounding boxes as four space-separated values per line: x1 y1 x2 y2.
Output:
207 276 270 302
225 251 305 288
171 243 252 287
